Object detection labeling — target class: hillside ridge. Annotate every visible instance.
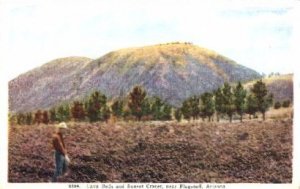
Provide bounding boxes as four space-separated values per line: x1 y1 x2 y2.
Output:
9 43 261 112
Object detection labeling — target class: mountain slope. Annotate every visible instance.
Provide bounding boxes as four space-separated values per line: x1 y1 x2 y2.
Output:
9 57 92 112
9 43 261 112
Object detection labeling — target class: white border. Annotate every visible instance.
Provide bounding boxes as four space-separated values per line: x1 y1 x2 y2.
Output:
1 0 299 189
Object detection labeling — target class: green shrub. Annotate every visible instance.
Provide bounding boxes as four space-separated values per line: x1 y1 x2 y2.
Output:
274 101 281 109
282 100 291 108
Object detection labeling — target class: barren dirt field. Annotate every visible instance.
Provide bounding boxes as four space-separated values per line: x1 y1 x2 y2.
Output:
8 118 292 183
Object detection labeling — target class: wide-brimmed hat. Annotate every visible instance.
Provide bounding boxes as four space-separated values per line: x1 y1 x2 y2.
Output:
56 122 68 129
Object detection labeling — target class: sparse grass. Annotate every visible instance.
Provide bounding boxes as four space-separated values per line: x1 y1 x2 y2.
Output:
267 107 293 120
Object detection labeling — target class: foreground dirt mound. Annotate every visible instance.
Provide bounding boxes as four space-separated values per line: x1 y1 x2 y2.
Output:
8 119 292 183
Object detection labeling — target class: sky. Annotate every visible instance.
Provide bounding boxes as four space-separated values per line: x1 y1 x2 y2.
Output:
0 0 298 81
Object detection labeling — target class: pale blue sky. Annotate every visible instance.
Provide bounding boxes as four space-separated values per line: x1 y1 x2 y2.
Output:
0 0 297 80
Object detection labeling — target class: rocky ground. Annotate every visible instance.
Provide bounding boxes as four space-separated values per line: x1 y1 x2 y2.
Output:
8 118 292 183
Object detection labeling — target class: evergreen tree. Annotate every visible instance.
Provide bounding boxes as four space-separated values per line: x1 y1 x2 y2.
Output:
190 96 200 120
86 100 98 122
151 97 164 120
50 108 58 123
57 105 71 122
65 105 71 121
181 100 192 121
128 86 146 121
9 113 17 126
141 98 152 119
84 101 89 113
25 112 33 125
222 83 235 123
111 99 124 118
145 97 172 121
234 82 247 122
86 91 107 122
200 92 215 122
34 110 43 125
245 94 258 119
17 113 26 125
161 104 172 121
214 88 224 122
101 105 111 123
71 101 86 121
57 106 65 122
174 108 182 122
42 111 49 124
251 80 273 120
181 96 200 121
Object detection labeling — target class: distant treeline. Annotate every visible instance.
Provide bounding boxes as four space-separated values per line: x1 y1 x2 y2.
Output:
10 79 291 125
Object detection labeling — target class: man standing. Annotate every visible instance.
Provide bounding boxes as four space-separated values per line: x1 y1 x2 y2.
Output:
51 122 71 182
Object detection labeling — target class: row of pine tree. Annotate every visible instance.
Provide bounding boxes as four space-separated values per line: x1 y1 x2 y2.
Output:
176 80 273 123
10 79 290 125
